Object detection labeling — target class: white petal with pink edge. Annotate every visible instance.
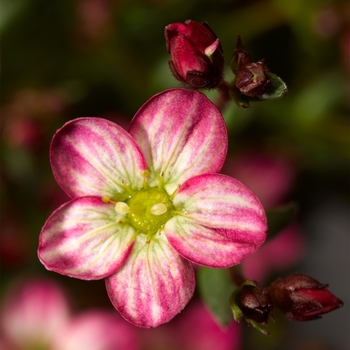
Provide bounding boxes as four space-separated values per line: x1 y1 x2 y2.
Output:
50 117 147 198
38 197 135 280
128 89 227 195
165 174 267 267
105 234 195 328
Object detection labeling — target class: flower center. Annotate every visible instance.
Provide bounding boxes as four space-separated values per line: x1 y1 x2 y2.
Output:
120 188 174 235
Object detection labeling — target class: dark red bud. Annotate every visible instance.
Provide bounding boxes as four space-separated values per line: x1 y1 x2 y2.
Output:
237 282 273 324
268 273 343 321
235 61 270 97
231 36 271 97
165 20 224 89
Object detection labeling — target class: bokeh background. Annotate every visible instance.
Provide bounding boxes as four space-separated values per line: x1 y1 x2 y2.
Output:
1 0 349 349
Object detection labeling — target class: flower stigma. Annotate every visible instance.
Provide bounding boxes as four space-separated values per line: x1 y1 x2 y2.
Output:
126 187 174 238
103 172 175 243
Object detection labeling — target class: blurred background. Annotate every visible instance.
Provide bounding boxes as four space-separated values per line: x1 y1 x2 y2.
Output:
1 0 349 349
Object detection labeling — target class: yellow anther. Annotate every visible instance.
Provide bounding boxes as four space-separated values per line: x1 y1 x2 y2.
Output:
115 202 130 215
101 196 116 204
150 203 167 216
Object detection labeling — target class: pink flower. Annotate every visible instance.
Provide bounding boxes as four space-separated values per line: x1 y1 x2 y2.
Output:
222 151 295 208
139 301 241 350
1 278 139 350
165 20 224 89
242 225 305 282
38 88 267 327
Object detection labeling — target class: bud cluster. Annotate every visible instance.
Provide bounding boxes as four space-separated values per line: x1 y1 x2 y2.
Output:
230 274 343 334
164 20 287 108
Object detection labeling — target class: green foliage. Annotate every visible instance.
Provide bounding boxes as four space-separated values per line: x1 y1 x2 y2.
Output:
197 267 234 327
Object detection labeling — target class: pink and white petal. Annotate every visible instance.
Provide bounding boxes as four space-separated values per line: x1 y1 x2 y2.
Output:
128 89 227 195
51 117 147 198
38 197 135 280
165 174 267 267
165 218 259 268
105 234 195 328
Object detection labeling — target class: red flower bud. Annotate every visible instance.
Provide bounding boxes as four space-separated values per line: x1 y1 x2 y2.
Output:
231 37 270 97
165 20 224 89
237 283 273 324
235 61 270 97
268 273 343 321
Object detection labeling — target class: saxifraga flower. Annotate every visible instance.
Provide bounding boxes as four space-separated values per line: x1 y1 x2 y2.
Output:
38 88 267 328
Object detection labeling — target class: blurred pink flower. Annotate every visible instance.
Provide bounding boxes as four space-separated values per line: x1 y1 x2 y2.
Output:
76 0 113 46
222 151 304 282
242 224 305 282
0 278 139 350
139 301 241 350
222 151 296 208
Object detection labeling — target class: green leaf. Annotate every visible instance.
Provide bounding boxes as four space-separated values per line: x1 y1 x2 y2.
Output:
259 72 288 100
266 202 299 239
197 267 234 327
230 86 251 108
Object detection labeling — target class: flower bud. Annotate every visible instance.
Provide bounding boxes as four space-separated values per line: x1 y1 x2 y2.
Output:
230 280 272 334
235 61 270 97
231 37 270 97
236 282 273 324
268 273 343 321
165 20 224 89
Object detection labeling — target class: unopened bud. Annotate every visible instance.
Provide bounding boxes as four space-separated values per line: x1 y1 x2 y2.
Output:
231 37 271 98
165 20 224 89
237 282 273 324
230 280 272 334
268 273 343 321
235 61 270 97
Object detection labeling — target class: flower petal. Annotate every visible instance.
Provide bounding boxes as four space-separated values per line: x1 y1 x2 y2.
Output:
165 174 267 267
38 197 135 280
51 117 147 198
128 89 227 194
105 234 195 328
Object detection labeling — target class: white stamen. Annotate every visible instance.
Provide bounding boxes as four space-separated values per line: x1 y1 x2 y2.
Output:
150 203 167 216
115 202 130 215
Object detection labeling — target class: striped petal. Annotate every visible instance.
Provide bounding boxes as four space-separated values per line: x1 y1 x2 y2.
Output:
51 117 147 199
38 197 135 280
128 89 227 194
165 174 267 267
105 234 195 328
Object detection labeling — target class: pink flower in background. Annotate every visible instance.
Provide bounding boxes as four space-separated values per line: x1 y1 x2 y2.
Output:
222 151 295 208
242 224 305 282
0 278 139 350
139 302 241 350
223 151 304 282
38 88 267 327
